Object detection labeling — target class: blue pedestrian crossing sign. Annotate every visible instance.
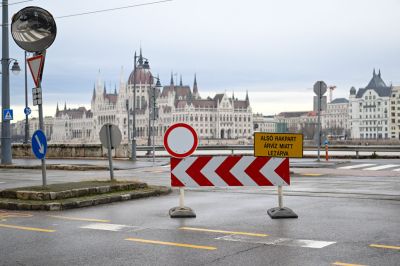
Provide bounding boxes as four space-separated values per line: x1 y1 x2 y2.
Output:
32 130 47 159
3 109 13 121
24 107 31 116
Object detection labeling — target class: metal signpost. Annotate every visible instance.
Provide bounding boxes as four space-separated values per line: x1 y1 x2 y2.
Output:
164 123 198 218
11 6 57 186
313 81 327 162
31 130 47 185
99 124 122 181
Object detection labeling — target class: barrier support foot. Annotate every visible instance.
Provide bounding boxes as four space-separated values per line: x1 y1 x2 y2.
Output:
267 207 298 219
169 206 196 218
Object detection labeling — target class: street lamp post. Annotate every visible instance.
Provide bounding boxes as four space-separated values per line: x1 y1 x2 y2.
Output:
126 99 131 152
149 76 161 164
1 0 11 164
1 0 21 164
131 52 137 161
24 51 29 144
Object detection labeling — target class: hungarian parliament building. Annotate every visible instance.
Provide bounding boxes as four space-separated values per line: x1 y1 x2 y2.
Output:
10 51 400 143
50 51 254 145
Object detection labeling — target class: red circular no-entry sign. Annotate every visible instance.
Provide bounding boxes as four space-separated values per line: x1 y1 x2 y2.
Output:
164 123 198 158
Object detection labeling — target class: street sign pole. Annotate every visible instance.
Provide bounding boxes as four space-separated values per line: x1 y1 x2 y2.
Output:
99 123 122 181
36 53 47 186
313 81 327 162
317 92 321 161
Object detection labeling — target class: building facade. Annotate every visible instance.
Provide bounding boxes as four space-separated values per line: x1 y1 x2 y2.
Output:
390 86 400 139
349 70 391 139
322 98 349 138
50 51 253 144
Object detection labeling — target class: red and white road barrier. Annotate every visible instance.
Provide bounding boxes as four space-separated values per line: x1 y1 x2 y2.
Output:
171 156 290 187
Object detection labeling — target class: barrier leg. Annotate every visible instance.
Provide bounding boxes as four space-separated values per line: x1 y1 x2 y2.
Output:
267 186 298 219
169 188 196 218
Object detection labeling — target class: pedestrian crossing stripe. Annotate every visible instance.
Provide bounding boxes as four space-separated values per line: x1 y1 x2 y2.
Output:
338 164 400 171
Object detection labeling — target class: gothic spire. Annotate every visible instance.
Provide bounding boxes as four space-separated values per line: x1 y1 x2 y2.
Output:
378 69 381 77
179 75 183 87
92 84 96 100
170 72 174 86
64 102 67 111
138 47 143 66
245 90 249 102
193 74 198 95
56 102 59 112
373 68 376 76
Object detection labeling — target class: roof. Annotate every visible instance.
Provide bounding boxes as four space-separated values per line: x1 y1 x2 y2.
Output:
277 111 309 118
354 70 392 98
366 70 387 89
191 99 217 108
355 87 391 98
330 98 349 104
233 100 249 109
127 66 153 85
56 107 92 119
213 94 224 102
104 94 118 104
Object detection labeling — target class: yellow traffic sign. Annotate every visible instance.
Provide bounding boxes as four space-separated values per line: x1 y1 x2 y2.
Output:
254 132 303 158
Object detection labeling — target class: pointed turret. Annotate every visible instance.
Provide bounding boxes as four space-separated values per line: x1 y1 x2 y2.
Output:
92 84 96 100
193 74 199 99
114 84 117 95
232 90 235 100
64 102 67 111
245 90 249 103
179 75 183 87
56 102 59 117
378 69 381 77
103 84 106 95
170 72 174 86
138 48 143 66
373 68 376 76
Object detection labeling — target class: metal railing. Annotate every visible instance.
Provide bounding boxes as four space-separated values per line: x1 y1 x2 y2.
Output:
136 144 400 158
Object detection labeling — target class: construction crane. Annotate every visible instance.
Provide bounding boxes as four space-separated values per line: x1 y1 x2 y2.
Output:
328 85 336 103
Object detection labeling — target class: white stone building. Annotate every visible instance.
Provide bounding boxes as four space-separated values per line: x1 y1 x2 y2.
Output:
253 114 277 133
349 70 391 139
390 86 400 139
322 98 349 137
50 51 253 144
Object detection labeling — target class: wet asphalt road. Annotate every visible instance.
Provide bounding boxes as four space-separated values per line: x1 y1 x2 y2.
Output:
0 159 399 266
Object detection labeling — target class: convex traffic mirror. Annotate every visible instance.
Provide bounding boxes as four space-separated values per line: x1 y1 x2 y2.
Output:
11 6 57 52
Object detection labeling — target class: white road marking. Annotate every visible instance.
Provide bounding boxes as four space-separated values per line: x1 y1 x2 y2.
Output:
80 223 142 232
393 168 400 172
216 234 335 249
363 164 399 171
338 164 376 169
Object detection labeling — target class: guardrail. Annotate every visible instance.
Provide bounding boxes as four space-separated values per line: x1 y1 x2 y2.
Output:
136 144 400 158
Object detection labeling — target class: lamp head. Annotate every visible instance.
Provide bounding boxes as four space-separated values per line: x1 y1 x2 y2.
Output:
11 61 21 75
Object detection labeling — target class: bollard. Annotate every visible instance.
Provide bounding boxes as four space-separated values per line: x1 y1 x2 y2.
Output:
325 144 329 161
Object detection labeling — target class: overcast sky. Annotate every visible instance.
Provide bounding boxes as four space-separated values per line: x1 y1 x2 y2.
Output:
4 0 400 121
